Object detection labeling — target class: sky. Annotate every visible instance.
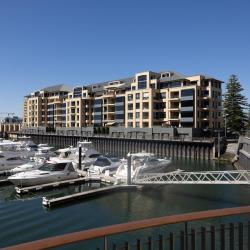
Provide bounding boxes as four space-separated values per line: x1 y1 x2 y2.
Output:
0 0 249 116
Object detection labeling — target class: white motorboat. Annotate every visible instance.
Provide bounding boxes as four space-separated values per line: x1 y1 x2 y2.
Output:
10 157 46 175
8 159 79 187
88 156 121 175
50 146 78 161
34 146 56 159
114 152 171 182
0 151 30 172
0 139 22 151
73 141 102 170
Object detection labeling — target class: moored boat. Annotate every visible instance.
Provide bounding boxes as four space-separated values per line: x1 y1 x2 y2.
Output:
8 159 79 187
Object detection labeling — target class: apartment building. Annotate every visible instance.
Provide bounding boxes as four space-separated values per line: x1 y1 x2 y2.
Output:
23 70 223 129
23 85 72 128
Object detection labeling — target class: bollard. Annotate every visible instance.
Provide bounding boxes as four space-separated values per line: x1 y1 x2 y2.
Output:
78 145 82 170
127 152 131 185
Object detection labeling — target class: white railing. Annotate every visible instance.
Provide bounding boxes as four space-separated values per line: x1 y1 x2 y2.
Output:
134 170 250 185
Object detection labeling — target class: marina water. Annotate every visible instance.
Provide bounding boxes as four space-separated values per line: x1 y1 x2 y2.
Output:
0 159 249 249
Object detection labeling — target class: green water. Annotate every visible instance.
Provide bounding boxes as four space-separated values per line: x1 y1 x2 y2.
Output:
0 159 249 249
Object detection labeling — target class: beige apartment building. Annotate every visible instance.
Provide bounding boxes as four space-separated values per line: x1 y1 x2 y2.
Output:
23 70 223 129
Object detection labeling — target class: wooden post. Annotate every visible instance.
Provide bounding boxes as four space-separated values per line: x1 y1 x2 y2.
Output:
136 239 141 250
180 231 185 250
185 222 188 250
169 232 174 250
229 223 234 250
220 224 225 250
158 234 163 250
210 225 215 250
191 228 196 250
238 222 243 250
200 227 206 250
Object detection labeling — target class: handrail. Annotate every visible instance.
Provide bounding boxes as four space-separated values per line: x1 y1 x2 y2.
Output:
2 206 250 250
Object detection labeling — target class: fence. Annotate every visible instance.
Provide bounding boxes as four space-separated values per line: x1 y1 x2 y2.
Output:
2 206 250 250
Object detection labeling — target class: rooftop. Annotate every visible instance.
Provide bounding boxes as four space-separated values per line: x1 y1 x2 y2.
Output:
41 84 72 93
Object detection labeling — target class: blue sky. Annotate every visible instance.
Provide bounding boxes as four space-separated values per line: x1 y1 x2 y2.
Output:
0 0 249 116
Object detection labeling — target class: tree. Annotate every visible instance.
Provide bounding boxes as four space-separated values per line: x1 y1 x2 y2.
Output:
223 74 248 134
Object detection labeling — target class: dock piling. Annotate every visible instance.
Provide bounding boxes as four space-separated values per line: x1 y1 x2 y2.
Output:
78 144 82 170
127 152 131 185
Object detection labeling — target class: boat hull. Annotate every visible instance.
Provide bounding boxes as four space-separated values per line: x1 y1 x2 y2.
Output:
8 172 79 187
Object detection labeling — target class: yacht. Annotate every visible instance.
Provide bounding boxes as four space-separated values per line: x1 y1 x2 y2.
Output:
52 146 78 160
7 146 55 175
34 146 56 159
88 156 121 175
73 141 102 170
0 139 22 151
10 157 46 175
8 159 79 187
114 152 171 182
0 151 30 172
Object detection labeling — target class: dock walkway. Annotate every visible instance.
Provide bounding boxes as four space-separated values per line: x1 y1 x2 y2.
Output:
15 174 117 194
42 185 139 207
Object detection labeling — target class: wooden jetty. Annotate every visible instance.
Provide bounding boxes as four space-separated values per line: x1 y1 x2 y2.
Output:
15 174 117 194
15 177 94 194
42 185 139 207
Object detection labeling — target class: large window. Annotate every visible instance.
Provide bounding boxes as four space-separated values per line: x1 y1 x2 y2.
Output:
115 106 124 111
116 96 125 103
181 89 194 97
138 75 147 90
115 114 124 120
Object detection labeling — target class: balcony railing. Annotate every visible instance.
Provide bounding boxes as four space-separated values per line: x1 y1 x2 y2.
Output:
2 206 250 250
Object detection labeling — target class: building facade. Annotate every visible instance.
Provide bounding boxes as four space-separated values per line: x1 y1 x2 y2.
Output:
23 71 223 129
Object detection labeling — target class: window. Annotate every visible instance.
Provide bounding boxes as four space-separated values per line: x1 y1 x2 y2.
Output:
181 89 194 97
138 75 147 90
128 95 133 101
136 122 140 127
136 103 140 109
128 104 133 110
136 112 140 119
115 106 124 111
128 113 133 119
136 93 140 99
115 114 124 119
128 122 133 127
116 96 124 103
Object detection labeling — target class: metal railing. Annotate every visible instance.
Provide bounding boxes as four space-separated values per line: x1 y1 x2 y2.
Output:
2 206 250 250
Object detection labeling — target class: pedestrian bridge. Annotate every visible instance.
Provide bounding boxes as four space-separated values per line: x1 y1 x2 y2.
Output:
133 170 250 185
